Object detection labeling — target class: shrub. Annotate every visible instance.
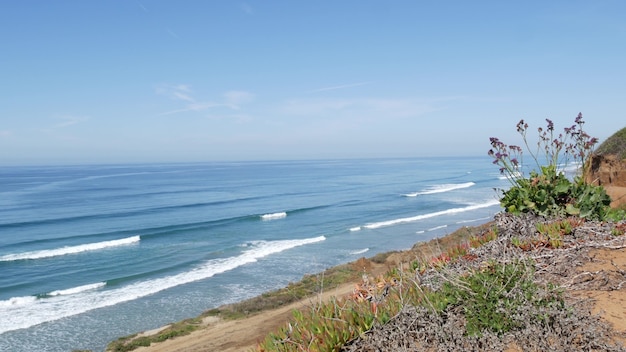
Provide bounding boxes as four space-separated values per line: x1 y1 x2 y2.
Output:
106 319 201 352
595 126 626 159
256 293 401 352
489 113 611 220
424 260 564 337
256 227 502 351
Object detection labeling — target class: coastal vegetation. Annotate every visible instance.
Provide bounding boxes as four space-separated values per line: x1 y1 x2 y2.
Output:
104 223 492 352
595 126 626 158
106 318 202 352
104 115 626 351
489 113 611 220
254 114 626 351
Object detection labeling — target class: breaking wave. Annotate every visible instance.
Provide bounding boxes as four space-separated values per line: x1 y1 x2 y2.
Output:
0 236 141 262
0 235 325 334
260 212 287 220
351 200 500 231
403 182 475 197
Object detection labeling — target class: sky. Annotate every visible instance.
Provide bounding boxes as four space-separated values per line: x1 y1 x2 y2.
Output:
1 1 625 165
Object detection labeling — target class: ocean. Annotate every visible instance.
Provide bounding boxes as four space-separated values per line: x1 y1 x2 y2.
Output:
0 157 505 352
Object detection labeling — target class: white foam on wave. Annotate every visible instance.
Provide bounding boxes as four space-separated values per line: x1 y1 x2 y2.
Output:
48 282 106 297
428 225 448 232
362 200 500 230
456 216 492 224
349 226 362 232
403 182 475 197
260 212 287 220
559 162 582 176
0 296 37 308
498 171 522 180
0 236 141 262
349 248 369 255
0 235 325 334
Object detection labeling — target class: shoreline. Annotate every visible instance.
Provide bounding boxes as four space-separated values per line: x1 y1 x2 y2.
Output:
106 208 626 351
105 223 493 352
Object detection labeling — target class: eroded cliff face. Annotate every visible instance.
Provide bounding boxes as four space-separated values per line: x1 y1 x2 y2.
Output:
585 154 626 208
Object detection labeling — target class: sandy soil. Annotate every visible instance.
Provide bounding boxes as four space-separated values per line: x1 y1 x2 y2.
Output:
133 282 359 352
571 247 626 345
606 185 626 208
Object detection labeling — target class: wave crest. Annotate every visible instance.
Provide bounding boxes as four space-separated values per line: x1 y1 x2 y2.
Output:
260 212 287 220
0 236 140 262
403 182 475 197
362 200 500 230
47 282 106 297
0 235 325 334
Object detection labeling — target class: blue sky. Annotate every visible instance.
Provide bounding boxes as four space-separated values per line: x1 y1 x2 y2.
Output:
1 1 625 165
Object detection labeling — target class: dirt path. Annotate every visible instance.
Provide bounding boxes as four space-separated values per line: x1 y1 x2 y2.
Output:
134 283 356 352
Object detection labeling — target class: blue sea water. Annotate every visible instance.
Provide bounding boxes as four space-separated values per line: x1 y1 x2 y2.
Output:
0 157 506 352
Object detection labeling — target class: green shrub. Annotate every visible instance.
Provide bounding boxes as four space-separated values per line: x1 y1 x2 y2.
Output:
369 251 397 264
489 113 611 220
606 207 626 222
424 261 564 337
256 295 400 352
106 319 201 352
257 259 564 351
595 126 626 159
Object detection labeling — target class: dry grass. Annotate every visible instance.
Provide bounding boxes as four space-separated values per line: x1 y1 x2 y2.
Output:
342 213 626 352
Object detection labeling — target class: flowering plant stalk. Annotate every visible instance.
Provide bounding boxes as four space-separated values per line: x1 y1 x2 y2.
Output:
489 113 598 185
488 113 610 220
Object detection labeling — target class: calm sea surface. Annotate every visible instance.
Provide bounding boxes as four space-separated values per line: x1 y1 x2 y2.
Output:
0 157 505 351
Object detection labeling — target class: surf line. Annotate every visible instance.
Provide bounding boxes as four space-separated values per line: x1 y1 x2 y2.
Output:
0 235 325 334
403 182 475 197
0 235 141 262
351 200 500 231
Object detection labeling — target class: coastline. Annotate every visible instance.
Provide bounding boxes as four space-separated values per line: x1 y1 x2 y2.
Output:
1 158 504 352
107 212 626 352
105 223 493 352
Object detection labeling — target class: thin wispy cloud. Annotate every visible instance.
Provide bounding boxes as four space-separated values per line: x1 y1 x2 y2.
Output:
309 81 372 93
172 91 194 102
157 84 254 116
159 102 225 116
54 115 90 128
156 84 195 102
0 130 11 138
280 97 440 119
223 90 255 109
137 1 148 13
166 28 179 39
239 3 254 15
